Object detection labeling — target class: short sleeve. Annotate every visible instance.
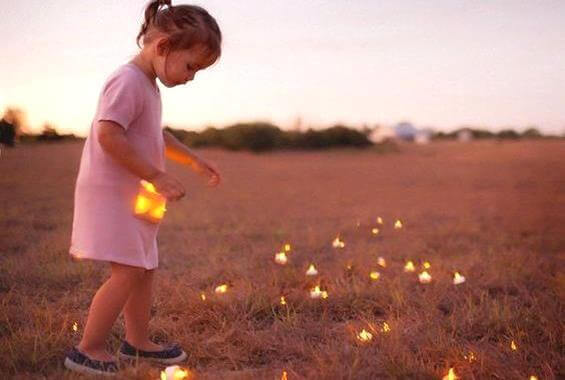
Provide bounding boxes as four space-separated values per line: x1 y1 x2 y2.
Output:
96 71 143 131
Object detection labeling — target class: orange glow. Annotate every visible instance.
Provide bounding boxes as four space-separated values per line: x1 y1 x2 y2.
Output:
369 271 380 280
215 284 228 294
281 370 288 380
284 243 291 252
371 227 380 235
332 236 345 248
310 285 328 299
280 296 286 305
134 180 167 223
394 219 403 229
453 272 466 285
306 264 318 276
275 251 288 265
423 261 431 269
381 322 391 333
377 217 384 225
356 329 373 342
200 293 206 301
72 322 78 332
404 261 415 272
442 368 458 380
377 257 387 267
418 271 432 283
511 340 517 351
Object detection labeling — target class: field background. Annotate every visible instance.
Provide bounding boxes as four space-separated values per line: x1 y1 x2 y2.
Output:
0 140 563 379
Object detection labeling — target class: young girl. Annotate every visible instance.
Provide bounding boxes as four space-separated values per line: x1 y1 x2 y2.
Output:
64 0 222 375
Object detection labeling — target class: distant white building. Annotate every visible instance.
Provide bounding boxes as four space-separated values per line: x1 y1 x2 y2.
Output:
415 128 433 145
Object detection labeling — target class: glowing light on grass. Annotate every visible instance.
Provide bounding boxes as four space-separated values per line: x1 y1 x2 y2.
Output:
135 180 167 223
442 368 458 380
332 236 345 248
281 370 288 380
275 251 288 265
423 261 431 269
200 293 206 301
371 227 380 235
404 261 415 272
369 271 380 280
161 365 192 380
310 285 328 299
280 296 286 305
377 257 387 267
377 216 383 225
381 322 391 333
418 271 432 284
284 243 291 252
72 322 78 332
511 340 517 351
306 264 318 276
529 376 539 380
394 219 403 229
464 351 476 363
453 272 466 285
215 284 228 294
356 329 373 342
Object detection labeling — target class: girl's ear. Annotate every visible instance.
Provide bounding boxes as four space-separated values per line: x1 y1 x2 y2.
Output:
155 37 171 57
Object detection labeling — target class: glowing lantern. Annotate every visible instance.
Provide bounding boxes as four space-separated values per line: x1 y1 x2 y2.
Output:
370 271 380 280
72 322 78 332
356 329 373 342
423 261 431 269
200 293 206 301
215 284 228 294
160 365 192 380
442 368 458 380
275 252 288 265
281 370 288 380
453 272 466 285
306 264 319 276
511 340 517 351
134 180 167 223
332 236 345 248
377 216 384 225
381 322 391 333
394 219 403 229
371 227 380 235
530 376 539 380
404 261 415 272
418 271 432 284
310 285 328 299
377 257 387 267
280 296 286 305
284 243 291 252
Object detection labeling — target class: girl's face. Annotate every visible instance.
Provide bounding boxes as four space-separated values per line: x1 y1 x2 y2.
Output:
154 42 216 88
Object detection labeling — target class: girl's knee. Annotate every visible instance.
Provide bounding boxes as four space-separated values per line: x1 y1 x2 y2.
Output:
110 262 147 284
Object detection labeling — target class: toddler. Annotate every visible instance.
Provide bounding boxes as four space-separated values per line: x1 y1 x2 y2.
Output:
64 0 222 375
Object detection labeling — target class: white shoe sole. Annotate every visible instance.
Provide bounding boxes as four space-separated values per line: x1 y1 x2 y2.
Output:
118 350 187 364
64 357 117 377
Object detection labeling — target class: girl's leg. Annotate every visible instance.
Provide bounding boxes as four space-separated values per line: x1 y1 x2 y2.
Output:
77 262 145 361
123 269 163 351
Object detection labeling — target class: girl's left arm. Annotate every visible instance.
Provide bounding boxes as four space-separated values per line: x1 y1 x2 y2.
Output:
163 130 220 186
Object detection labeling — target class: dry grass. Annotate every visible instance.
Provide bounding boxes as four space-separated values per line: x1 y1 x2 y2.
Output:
0 140 563 379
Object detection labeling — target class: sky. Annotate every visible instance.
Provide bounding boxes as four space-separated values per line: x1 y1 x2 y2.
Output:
1 0 564 137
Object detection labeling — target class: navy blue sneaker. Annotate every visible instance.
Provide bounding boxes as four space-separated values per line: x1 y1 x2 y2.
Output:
63 346 119 376
118 340 187 364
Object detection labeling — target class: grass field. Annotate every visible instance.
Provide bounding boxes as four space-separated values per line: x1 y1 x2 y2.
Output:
0 140 563 379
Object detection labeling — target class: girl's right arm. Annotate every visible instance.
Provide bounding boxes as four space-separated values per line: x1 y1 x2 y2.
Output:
98 120 185 201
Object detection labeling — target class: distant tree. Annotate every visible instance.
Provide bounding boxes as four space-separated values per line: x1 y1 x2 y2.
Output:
2 107 28 138
0 118 16 146
522 127 542 139
37 123 63 141
497 129 520 139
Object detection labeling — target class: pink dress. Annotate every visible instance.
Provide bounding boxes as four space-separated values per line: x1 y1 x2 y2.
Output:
69 63 165 269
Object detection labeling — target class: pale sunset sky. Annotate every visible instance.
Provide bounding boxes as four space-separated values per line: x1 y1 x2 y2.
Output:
1 0 564 137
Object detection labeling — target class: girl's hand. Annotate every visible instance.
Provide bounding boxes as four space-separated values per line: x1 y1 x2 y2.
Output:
192 158 221 187
150 172 186 201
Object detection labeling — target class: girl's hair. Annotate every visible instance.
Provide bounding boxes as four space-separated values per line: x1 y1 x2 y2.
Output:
136 0 222 61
